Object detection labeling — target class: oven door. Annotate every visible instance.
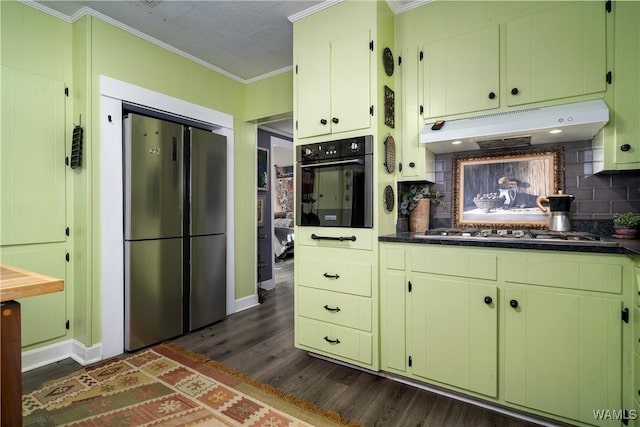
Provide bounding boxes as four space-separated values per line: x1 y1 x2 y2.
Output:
297 157 372 228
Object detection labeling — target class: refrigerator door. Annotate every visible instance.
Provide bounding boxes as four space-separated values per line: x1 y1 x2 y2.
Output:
189 127 227 236
125 238 183 351
124 114 184 241
189 234 226 331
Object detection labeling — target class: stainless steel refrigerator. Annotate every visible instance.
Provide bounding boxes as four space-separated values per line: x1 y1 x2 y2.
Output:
124 113 226 352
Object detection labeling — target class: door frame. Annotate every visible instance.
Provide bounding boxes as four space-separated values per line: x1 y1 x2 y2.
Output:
99 75 235 359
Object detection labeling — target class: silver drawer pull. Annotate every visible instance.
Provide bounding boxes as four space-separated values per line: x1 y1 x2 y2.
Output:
323 336 340 344
311 234 357 242
323 305 341 312
323 273 340 279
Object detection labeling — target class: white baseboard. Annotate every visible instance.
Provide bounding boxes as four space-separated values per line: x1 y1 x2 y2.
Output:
22 340 103 372
259 278 275 291
234 294 260 312
70 340 103 366
22 293 262 372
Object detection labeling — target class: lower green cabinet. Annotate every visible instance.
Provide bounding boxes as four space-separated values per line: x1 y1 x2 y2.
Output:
380 242 634 427
380 268 406 373
295 245 378 370
410 274 497 397
504 285 621 425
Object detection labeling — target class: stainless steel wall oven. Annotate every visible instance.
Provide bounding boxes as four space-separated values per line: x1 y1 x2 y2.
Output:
296 135 373 228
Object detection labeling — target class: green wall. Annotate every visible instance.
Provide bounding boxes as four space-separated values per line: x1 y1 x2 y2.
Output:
1 0 292 350
1 0 74 349
245 71 293 122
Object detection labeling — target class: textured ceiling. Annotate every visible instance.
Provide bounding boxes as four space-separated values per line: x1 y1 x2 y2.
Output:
33 0 323 82
30 0 426 134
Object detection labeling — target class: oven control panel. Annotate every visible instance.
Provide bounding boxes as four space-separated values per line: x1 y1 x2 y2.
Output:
298 136 372 163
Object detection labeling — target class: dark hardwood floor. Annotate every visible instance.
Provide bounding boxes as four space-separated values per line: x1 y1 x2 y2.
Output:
23 256 549 426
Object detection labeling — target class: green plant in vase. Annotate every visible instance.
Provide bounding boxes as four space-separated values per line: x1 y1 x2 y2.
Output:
399 184 444 217
399 184 443 233
613 212 640 239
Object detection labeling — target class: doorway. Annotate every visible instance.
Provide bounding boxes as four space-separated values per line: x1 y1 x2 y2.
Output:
257 120 293 296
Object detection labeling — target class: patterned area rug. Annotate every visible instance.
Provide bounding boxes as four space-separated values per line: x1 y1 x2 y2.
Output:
23 343 357 426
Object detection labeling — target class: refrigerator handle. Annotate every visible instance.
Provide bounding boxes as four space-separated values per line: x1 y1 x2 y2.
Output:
172 137 178 161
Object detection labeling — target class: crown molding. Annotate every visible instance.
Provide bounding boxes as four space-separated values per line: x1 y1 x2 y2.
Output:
19 0 72 22
19 0 295 84
287 0 343 22
388 0 433 14
244 65 294 84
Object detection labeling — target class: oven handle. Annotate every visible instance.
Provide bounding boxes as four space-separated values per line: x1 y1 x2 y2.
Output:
311 233 357 242
299 158 364 168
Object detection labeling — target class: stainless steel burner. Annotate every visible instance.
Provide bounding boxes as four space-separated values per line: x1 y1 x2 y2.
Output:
418 228 617 246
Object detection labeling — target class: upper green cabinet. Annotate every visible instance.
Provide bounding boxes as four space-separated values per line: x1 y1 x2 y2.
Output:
595 0 640 173
505 2 606 107
1 67 66 246
294 17 371 139
416 1 607 121
421 25 500 119
398 46 434 182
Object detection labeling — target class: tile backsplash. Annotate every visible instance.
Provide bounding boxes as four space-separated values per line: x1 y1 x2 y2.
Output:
426 140 640 233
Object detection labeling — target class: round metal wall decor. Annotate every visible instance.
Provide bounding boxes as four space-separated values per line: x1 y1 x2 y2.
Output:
384 134 396 174
383 47 394 76
383 185 395 212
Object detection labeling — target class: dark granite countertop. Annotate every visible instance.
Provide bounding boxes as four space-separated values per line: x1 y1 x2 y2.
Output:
379 232 640 256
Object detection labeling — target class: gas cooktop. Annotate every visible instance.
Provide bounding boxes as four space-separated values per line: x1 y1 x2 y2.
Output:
416 228 618 246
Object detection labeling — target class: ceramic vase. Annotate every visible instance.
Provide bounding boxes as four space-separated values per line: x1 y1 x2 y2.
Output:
613 227 638 239
409 199 430 233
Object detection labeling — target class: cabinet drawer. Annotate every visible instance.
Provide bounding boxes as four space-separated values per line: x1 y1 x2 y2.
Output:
412 247 496 280
297 247 372 297
295 226 373 251
298 287 372 332
383 246 405 270
297 317 372 366
501 254 623 294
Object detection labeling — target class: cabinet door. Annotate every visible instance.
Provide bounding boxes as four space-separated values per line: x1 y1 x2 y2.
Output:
330 29 371 135
1 67 67 347
1 67 66 245
399 47 434 182
421 26 499 119
296 40 331 139
410 274 497 397
2 244 67 347
603 1 640 170
504 286 621 425
380 269 406 373
506 2 606 106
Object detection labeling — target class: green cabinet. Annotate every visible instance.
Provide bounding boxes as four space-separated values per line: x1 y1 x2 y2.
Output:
294 9 371 139
295 240 378 370
410 274 497 397
505 2 606 106
1 66 69 348
504 285 621 425
415 1 607 121
421 25 500 119
595 1 640 173
379 243 634 426
380 244 498 396
1 67 66 246
380 246 406 373
398 46 434 182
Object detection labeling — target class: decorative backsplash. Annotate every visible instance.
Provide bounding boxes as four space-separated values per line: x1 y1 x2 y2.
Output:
428 140 640 234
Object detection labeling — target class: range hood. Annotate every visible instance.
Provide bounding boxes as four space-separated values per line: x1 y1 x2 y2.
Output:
420 99 609 153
